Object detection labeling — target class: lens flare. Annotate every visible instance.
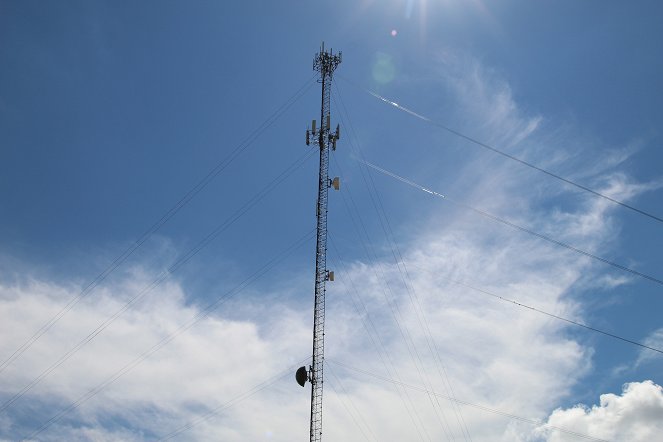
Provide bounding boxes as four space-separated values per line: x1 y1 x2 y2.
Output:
371 52 396 85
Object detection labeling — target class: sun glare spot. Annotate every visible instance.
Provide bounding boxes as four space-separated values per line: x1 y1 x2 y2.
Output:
391 29 398 37
371 52 396 85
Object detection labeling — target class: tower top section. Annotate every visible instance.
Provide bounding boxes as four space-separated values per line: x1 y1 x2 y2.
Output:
313 42 342 77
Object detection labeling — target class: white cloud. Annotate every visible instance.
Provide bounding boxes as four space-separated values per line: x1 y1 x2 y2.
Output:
535 381 663 442
0 184 621 441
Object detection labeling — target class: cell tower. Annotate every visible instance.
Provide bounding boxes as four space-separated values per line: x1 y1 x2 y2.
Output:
295 43 341 442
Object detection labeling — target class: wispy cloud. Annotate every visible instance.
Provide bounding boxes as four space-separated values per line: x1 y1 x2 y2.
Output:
635 328 663 368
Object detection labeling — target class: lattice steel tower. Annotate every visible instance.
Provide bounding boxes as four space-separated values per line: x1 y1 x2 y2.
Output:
295 43 341 442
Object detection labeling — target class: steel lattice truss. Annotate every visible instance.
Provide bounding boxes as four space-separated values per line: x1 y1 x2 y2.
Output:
308 43 341 442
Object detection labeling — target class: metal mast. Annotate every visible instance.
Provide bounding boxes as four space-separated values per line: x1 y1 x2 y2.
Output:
296 43 341 442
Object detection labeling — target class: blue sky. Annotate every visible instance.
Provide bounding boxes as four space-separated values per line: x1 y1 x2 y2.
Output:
1 1 662 441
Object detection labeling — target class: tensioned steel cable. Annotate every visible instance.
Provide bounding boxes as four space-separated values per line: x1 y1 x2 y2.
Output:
327 359 611 442
0 75 317 375
1 149 316 415
339 76 663 225
327 246 429 442
360 159 663 287
333 86 473 442
328 252 663 439
325 360 378 442
21 232 314 441
157 357 311 441
406 263 663 355
329 169 463 442
326 155 439 439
